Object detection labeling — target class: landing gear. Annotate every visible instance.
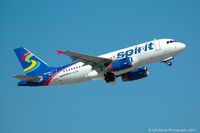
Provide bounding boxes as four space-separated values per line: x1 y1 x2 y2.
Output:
167 61 172 66
104 72 115 83
162 60 173 66
161 56 174 66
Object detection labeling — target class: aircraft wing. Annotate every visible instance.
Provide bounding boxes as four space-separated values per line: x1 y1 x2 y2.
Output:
57 50 112 69
14 75 41 82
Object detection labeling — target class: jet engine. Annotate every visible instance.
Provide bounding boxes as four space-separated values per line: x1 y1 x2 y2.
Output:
121 67 149 81
107 57 139 72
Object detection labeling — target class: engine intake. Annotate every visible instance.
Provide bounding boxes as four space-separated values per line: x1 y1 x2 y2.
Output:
121 66 149 81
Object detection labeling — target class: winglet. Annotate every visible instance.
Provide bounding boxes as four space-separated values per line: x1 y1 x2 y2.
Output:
57 50 62 55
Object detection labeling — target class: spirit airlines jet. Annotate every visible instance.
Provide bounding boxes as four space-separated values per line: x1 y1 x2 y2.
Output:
14 39 186 86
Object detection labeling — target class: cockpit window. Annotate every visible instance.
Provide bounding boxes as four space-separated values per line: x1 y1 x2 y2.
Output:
167 40 176 44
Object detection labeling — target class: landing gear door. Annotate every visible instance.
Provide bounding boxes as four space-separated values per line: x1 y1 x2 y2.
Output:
154 39 161 51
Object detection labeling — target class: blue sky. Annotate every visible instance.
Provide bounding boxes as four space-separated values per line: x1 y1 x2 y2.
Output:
1 0 200 133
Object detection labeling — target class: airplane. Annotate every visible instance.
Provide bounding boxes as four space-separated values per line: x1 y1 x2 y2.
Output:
13 38 186 86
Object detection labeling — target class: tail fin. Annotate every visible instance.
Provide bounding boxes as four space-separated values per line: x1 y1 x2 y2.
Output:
14 47 51 76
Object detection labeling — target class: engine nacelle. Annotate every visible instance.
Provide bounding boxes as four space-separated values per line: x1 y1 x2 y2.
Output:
121 66 149 81
107 57 138 72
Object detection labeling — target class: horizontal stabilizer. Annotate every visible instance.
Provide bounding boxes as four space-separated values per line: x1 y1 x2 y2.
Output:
14 75 41 82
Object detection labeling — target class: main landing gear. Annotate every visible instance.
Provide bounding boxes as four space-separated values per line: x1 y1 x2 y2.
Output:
104 72 115 83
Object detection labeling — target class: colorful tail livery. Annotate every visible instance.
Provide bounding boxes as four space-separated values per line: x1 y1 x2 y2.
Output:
14 47 72 86
14 39 186 86
14 47 51 76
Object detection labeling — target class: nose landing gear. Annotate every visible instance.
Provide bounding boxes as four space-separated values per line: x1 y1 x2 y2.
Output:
161 56 174 66
166 61 172 66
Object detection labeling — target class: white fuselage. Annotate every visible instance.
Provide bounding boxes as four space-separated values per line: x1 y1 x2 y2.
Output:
49 39 186 85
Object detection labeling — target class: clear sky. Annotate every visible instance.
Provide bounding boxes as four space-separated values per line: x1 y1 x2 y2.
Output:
1 0 200 133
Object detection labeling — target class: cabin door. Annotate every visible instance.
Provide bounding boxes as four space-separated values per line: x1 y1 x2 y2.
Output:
154 39 161 51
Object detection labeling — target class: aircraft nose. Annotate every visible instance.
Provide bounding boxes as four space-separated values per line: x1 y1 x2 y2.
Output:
179 42 186 51
176 42 186 51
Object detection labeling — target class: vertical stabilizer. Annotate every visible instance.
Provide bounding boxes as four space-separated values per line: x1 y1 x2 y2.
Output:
14 47 51 76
